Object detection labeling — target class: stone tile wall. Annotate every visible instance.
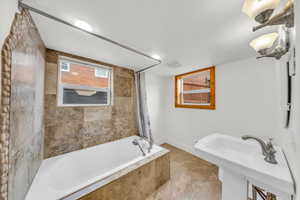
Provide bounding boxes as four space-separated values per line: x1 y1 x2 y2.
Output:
44 49 139 158
0 10 45 200
79 153 170 200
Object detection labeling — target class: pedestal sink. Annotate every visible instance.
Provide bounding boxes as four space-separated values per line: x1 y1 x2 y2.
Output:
194 133 294 200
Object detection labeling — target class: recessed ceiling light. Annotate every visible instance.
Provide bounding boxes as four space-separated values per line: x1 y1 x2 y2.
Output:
151 54 161 60
74 20 93 32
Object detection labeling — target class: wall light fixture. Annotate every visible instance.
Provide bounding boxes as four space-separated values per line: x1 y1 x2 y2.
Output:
242 0 281 24
242 0 294 32
249 32 289 59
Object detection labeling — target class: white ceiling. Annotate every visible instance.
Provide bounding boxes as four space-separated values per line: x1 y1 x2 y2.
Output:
24 0 278 76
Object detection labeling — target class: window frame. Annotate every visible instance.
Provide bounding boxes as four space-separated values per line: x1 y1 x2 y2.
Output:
57 56 113 107
95 68 109 78
175 66 215 110
60 61 70 72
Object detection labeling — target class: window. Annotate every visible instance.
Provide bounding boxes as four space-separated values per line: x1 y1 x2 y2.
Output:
95 68 109 78
60 61 70 72
57 57 112 107
175 66 215 109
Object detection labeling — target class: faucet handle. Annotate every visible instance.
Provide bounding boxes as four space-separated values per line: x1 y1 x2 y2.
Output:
265 138 278 164
267 138 275 146
266 138 276 153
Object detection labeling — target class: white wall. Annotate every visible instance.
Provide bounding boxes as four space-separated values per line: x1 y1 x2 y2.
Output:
277 3 300 199
145 72 166 145
295 2 300 198
0 0 18 67
277 29 300 200
151 57 281 155
0 0 18 48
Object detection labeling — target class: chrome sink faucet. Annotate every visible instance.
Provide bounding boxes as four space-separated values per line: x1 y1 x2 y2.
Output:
241 135 278 164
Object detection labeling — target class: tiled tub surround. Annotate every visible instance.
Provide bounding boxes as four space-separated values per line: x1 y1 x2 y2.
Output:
25 136 170 200
44 49 139 158
0 10 45 200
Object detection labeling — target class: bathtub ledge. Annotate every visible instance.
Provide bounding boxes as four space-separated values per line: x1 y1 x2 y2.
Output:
63 147 170 200
25 139 169 200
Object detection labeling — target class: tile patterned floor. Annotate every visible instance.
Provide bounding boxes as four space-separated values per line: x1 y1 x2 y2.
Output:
146 144 221 200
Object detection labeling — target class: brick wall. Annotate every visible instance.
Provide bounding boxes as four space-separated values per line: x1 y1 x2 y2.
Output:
182 71 210 103
183 71 210 91
183 93 210 104
61 63 108 88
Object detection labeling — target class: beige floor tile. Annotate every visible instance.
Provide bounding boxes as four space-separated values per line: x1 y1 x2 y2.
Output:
146 144 221 200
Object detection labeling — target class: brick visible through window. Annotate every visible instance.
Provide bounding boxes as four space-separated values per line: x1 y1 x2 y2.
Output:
58 57 112 107
175 66 215 110
61 63 108 89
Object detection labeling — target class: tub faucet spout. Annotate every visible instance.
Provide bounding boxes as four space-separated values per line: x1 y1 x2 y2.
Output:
141 137 153 153
132 139 146 156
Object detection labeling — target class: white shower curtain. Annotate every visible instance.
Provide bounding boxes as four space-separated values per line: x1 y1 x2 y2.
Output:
135 72 153 144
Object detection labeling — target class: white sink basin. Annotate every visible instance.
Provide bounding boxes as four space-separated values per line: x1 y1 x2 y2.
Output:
194 133 294 198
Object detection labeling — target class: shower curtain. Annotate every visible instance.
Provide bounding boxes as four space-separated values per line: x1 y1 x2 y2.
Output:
135 72 153 145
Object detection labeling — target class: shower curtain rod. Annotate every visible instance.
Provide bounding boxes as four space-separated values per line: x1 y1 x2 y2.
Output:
18 1 162 73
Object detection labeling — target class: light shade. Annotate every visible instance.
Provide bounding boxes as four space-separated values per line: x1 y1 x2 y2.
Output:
250 33 279 52
242 0 280 19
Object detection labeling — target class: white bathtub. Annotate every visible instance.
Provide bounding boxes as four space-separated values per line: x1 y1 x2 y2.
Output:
25 136 168 200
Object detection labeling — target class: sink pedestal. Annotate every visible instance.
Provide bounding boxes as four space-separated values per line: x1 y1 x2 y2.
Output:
220 168 248 200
